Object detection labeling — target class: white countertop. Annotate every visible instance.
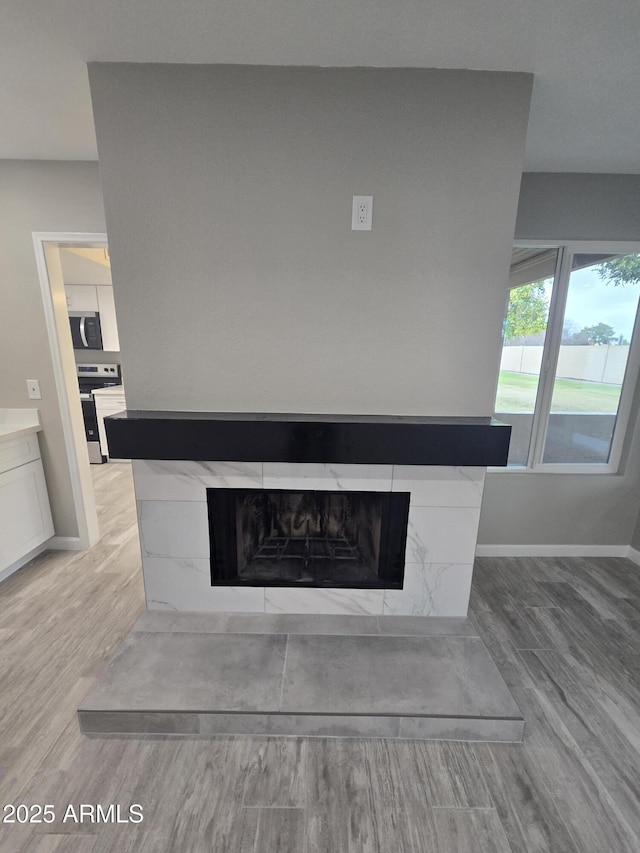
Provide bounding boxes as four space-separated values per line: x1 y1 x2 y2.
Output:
0 408 42 442
92 385 126 398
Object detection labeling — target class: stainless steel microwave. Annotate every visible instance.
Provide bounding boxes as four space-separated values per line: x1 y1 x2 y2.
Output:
69 312 103 350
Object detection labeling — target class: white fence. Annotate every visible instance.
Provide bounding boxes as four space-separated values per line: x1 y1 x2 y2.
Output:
500 345 629 385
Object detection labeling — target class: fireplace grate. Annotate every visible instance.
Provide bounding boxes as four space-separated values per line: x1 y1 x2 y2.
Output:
252 534 361 570
207 487 410 588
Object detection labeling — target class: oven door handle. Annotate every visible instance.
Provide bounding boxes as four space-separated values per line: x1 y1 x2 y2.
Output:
80 316 89 348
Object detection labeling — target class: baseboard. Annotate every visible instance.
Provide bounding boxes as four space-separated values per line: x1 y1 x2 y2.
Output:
47 535 85 551
476 544 629 558
626 546 640 566
0 543 48 583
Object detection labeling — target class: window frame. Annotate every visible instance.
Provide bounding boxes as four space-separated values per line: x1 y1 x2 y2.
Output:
494 240 640 475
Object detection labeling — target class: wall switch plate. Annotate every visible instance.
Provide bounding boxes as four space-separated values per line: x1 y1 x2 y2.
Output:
352 196 373 231
27 379 41 400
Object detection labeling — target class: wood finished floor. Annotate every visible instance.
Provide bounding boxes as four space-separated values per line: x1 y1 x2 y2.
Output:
1 462 640 851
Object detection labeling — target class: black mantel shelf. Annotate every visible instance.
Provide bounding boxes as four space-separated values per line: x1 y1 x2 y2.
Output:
105 410 511 467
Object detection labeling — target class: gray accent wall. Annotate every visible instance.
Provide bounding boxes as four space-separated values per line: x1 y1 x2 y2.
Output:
2 160 638 552
88 67 640 550
516 173 640 242
2 162 638 549
89 64 532 417
480 172 640 548
0 161 106 536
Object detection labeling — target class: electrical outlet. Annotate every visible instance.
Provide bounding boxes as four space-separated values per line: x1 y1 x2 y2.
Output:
352 195 373 231
26 379 41 400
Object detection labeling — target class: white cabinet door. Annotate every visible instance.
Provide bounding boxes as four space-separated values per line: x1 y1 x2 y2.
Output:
95 397 127 458
64 284 99 312
96 286 120 351
0 459 54 571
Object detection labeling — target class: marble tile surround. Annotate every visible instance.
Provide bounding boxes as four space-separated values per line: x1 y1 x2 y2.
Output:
133 460 486 617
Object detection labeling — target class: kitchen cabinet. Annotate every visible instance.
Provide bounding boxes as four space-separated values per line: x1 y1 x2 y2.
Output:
65 284 99 312
0 417 54 580
96 286 120 351
93 388 127 459
65 284 120 352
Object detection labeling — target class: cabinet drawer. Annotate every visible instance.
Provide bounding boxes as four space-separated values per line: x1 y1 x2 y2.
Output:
0 433 41 475
98 399 126 412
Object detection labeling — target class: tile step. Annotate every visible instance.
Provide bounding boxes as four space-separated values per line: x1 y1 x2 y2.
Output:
78 612 524 742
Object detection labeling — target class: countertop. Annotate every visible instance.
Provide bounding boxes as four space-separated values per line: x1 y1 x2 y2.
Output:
0 408 42 442
92 385 126 398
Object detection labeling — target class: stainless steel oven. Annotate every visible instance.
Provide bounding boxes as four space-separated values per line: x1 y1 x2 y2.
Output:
77 363 121 463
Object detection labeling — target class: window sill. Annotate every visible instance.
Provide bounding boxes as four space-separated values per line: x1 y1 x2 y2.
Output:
487 463 619 475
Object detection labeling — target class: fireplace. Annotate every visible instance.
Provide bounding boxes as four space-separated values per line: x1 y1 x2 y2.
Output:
106 411 510 615
208 488 410 588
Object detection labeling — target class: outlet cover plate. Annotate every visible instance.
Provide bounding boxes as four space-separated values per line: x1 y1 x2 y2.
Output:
27 379 41 400
352 195 373 231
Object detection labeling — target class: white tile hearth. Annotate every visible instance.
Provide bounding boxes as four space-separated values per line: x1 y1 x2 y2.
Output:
264 587 384 615
405 506 481 565
383 563 473 617
133 461 487 616
132 460 262 501
263 462 392 492
392 465 484 507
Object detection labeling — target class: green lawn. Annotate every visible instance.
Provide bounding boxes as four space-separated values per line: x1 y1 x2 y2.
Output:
495 371 622 414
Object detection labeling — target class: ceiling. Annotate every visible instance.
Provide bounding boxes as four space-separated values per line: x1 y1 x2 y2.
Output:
60 247 112 286
63 247 110 268
2 0 639 171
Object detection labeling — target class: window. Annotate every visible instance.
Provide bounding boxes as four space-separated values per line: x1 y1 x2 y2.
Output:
494 243 640 472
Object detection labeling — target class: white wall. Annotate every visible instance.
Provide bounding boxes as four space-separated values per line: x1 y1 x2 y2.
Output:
0 161 106 537
89 64 532 416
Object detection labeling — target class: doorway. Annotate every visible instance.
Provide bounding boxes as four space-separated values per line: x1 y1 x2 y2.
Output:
33 232 123 550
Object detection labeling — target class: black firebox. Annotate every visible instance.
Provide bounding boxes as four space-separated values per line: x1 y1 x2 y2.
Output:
207 488 410 589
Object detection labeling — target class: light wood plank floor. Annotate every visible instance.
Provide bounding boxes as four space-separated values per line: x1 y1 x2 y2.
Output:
1 462 640 852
